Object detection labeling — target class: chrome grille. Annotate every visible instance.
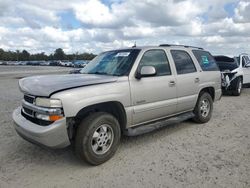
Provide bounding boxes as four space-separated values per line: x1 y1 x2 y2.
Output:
22 106 33 117
22 95 35 117
24 95 35 104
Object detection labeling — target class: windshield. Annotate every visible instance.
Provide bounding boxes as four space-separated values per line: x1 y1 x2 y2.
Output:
80 49 140 76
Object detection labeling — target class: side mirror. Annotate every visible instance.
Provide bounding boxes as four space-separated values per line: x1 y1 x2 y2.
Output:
135 66 156 79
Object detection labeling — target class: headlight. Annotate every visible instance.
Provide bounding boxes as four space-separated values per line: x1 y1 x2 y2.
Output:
35 98 62 108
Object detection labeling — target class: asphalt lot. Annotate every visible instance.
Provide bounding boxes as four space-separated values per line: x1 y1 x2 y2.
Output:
0 66 249 188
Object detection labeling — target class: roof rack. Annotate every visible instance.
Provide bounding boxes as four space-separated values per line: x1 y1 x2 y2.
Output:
159 44 204 50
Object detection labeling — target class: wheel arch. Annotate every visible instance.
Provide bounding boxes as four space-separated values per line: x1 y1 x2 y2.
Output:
71 101 127 137
198 87 215 101
238 75 243 83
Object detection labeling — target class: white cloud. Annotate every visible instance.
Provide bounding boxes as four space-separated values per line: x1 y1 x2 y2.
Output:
72 0 134 28
234 1 250 23
202 35 225 43
73 0 119 27
72 0 205 28
0 0 249 56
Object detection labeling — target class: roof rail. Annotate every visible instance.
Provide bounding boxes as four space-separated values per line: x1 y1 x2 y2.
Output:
159 44 204 50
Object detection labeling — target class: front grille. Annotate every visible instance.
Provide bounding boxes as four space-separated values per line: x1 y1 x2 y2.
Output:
23 107 33 116
24 95 35 104
22 94 52 126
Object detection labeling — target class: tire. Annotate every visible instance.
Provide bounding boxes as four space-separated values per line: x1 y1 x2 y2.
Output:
193 92 213 123
232 77 242 96
75 112 121 165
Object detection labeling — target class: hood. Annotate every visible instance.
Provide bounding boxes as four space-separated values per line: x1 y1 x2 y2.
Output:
19 74 118 97
214 56 239 71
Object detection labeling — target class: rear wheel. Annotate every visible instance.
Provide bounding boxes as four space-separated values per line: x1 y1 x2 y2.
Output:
232 77 242 96
75 112 121 165
193 92 213 123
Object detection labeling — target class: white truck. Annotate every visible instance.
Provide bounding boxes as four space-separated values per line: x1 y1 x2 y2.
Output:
214 53 250 96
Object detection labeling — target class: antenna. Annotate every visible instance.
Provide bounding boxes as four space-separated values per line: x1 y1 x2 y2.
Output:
132 41 136 48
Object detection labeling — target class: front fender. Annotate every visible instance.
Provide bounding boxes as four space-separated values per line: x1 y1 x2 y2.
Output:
51 80 131 117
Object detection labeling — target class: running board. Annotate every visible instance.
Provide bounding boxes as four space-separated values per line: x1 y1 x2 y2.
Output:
124 112 195 136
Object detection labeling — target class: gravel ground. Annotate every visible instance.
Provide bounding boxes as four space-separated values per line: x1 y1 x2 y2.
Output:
0 66 249 188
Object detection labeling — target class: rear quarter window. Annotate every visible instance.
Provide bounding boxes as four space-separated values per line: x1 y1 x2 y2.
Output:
170 50 196 74
192 50 219 71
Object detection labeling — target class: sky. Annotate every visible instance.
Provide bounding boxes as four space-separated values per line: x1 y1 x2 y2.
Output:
0 0 250 56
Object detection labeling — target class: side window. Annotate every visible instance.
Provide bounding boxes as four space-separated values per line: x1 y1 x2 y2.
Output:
243 56 250 67
242 56 246 67
192 50 219 71
139 50 171 76
171 50 196 74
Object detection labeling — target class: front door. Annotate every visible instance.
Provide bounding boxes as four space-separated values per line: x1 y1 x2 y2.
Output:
129 49 177 125
242 56 250 84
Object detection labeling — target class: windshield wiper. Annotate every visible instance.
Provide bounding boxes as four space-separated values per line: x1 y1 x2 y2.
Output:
88 71 109 75
89 72 121 76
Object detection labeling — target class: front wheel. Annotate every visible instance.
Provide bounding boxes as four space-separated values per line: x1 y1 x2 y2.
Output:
232 77 242 96
75 112 121 165
193 92 213 123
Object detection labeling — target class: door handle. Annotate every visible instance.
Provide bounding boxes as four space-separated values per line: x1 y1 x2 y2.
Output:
169 80 176 86
194 78 200 83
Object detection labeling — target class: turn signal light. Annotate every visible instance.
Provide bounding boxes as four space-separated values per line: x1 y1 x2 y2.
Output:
49 115 63 121
36 113 63 121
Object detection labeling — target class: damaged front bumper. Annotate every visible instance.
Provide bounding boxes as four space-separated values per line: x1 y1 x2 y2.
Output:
221 72 238 90
12 107 71 149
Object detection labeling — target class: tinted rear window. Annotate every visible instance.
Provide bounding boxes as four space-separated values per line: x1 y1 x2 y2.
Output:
192 50 219 71
171 50 196 74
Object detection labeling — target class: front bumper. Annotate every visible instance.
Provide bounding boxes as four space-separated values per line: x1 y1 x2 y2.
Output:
221 72 239 91
12 107 70 149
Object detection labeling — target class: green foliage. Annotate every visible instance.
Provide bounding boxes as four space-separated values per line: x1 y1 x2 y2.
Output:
0 48 96 61
54 48 66 60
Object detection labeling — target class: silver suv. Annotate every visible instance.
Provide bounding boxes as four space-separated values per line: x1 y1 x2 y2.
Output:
12 44 222 165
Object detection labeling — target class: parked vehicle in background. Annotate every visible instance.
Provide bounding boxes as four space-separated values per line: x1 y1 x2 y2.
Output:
49 61 60 66
12 44 221 165
26 61 43 66
69 68 82 74
40 61 50 66
59 61 73 67
214 53 250 96
18 61 28 65
0 61 7 65
73 60 88 68
6 61 20 65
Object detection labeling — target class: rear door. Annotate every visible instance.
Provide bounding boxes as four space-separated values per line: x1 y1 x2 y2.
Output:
170 50 199 112
129 49 177 125
242 56 250 84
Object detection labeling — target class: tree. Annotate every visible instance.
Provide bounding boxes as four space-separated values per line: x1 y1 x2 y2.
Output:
16 50 20 61
20 50 30 61
54 48 66 60
0 48 4 60
0 48 96 61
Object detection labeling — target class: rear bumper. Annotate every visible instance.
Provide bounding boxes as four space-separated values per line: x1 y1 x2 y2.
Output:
215 88 222 101
12 107 70 149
